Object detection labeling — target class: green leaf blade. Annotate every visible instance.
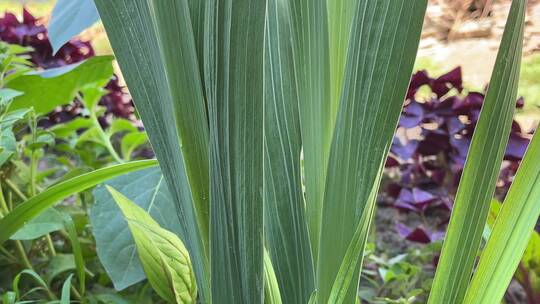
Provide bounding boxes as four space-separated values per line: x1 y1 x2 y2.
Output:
428 1 526 303
90 167 180 290
94 1 211 300
264 0 315 302
316 1 427 303
289 0 332 261
464 130 540 304
0 160 158 245
206 0 266 302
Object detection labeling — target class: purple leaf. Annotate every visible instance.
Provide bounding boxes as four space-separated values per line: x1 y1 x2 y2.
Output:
505 133 529 160
400 101 424 128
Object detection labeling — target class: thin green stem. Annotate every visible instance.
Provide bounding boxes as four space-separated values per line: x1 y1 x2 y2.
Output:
14 240 32 270
4 178 28 201
0 183 9 216
90 112 124 163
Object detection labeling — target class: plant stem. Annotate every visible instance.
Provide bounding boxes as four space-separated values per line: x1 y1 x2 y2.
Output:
0 183 9 216
4 177 27 201
14 240 33 270
90 112 124 164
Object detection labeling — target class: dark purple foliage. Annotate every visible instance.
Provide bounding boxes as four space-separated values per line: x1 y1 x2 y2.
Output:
385 67 532 244
396 223 444 244
0 9 135 126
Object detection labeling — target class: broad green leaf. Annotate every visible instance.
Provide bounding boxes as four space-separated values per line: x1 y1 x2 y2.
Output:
289 0 332 260
108 186 197 304
0 159 157 244
263 0 315 303
316 1 427 303
10 208 64 240
463 128 540 304
205 0 266 302
264 250 283 304
428 1 525 303
90 167 181 291
6 56 114 114
47 254 75 283
48 0 100 54
94 2 210 299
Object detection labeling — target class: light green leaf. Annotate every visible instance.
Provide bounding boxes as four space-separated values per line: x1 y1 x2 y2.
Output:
429 1 526 303
48 0 100 54
47 254 75 283
328 172 381 304
108 186 197 303
264 250 282 304
120 132 148 161
0 128 16 167
108 119 137 136
10 208 64 240
0 159 158 244
0 88 22 106
316 1 427 303
6 56 114 114
263 0 315 302
327 0 355 127
205 0 266 302
94 2 210 299
63 215 85 296
50 117 93 138
289 0 332 261
90 167 181 291
13 269 51 300
60 274 74 304
463 128 540 303
0 108 30 130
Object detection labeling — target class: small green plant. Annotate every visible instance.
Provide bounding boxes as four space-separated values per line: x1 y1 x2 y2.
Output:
0 41 155 302
1 0 539 303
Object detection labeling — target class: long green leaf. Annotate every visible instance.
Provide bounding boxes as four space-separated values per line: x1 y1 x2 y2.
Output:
428 1 526 303
150 0 210 251
0 159 157 245
328 169 382 304
94 1 211 301
316 1 427 303
289 0 332 261
264 0 315 302
463 130 540 303
264 250 283 304
327 0 355 124
205 0 266 302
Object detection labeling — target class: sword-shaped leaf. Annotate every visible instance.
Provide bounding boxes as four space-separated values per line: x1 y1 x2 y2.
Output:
317 1 427 303
429 1 526 302
264 0 315 302
93 1 210 300
205 0 266 302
